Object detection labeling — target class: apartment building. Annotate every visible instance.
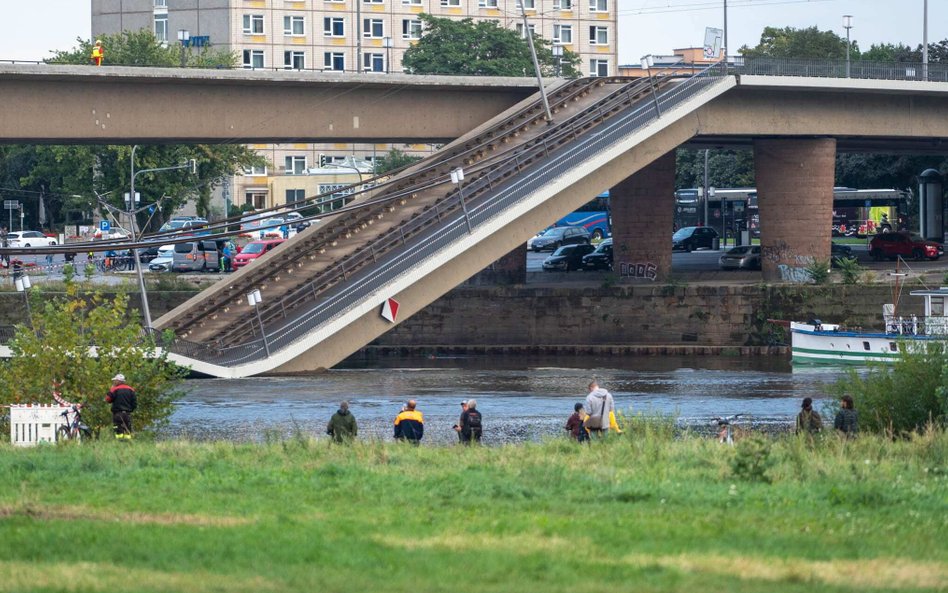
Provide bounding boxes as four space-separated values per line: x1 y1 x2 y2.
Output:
92 0 617 213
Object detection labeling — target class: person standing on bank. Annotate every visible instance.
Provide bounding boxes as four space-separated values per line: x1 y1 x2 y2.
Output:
453 400 468 442
326 400 358 443
565 402 588 442
105 373 137 439
834 395 858 438
583 380 615 437
394 399 424 444
459 399 483 444
796 397 822 435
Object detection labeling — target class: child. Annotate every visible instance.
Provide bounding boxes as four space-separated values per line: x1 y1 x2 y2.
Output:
564 402 588 442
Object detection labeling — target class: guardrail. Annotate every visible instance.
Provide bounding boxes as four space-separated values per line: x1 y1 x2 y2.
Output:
733 56 948 82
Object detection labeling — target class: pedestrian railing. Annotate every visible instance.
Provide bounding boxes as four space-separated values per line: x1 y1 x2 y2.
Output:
732 56 948 83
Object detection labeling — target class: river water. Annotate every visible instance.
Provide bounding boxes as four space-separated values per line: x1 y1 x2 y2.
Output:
168 355 852 444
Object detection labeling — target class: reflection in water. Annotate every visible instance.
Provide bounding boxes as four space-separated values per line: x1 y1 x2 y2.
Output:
170 355 849 444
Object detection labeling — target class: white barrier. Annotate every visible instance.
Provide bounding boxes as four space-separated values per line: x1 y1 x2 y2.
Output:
9 404 66 447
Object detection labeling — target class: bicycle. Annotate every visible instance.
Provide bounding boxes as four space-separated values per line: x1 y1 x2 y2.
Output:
711 413 745 445
58 404 92 442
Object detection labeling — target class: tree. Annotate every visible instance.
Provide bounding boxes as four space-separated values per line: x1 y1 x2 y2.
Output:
402 14 580 77
740 26 849 59
675 149 755 190
0 282 184 439
48 29 236 68
375 148 423 175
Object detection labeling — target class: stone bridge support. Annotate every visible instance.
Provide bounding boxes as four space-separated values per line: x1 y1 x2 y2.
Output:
754 138 836 283
611 152 676 282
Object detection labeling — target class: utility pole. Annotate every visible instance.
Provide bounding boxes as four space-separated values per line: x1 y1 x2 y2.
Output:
923 0 929 81
356 0 362 73
519 1 553 123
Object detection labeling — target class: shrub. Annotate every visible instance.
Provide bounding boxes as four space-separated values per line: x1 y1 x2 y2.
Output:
730 435 774 482
805 258 831 285
835 256 863 285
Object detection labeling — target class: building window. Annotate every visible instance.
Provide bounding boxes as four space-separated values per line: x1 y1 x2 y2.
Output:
553 0 572 9
589 58 609 77
154 14 168 44
243 14 265 35
324 52 345 71
402 19 422 40
319 155 346 167
154 0 167 7
932 297 945 316
441 0 461 5
243 165 267 176
284 51 306 70
286 189 307 204
364 0 385 3
284 15 305 36
588 0 607 11
323 17 345 37
515 0 536 9
589 25 608 45
363 18 384 38
245 192 267 209
479 0 499 6
242 50 265 69
285 156 307 175
363 52 384 72
515 23 535 38
402 0 422 4
553 24 572 44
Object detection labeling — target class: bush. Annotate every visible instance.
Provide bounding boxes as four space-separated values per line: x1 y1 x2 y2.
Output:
835 256 863 284
730 435 774 482
833 343 948 435
805 258 831 285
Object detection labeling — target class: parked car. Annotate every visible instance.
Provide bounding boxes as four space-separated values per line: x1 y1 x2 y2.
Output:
232 239 285 269
672 226 719 252
159 216 208 233
581 238 613 271
542 243 596 272
830 242 854 266
7 231 57 247
171 240 220 272
530 226 591 252
718 245 761 270
869 232 943 261
147 245 176 272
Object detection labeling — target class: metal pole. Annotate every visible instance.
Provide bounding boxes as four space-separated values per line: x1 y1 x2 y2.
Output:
519 1 553 123
923 0 929 81
129 145 153 329
356 0 362 73
645 66 661 116
703 149 710 227
254 302 271 357
723 0 728 67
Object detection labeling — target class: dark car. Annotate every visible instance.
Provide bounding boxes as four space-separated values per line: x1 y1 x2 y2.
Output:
530 226 591 252
830 242 854 266
869 232 943 261
581 238 613 271
718 245 760 270
542 243 596 272
672 226 719 252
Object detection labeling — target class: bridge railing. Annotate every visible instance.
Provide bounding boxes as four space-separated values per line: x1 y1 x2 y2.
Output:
733 56 948 82
160 66 732 368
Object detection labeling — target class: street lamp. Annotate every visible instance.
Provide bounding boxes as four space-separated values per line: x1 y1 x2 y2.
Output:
247 288 271 357
552 44 563 77
450 168 473 233
922 0 929 81
842 15 853 78
640 55 661 116
383 36 393 74
517 0 553 123
177 29 190 68
14 273 32 327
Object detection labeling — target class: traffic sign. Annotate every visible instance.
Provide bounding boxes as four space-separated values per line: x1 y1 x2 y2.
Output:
99 220 111 232
3 200 19 210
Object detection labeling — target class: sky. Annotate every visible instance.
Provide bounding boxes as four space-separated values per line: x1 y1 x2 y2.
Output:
2 0 944 65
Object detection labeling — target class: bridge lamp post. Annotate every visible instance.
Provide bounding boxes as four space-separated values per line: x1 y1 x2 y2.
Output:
14 273 32 327
640 55 661 117
383 37 393 74
842 15 853 78
247 289 271 358
177 29 190 68
518 0 553 123
451 168 474 234
552 45 563 77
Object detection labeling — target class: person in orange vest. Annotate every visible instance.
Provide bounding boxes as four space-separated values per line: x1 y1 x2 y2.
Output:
91 40 104 66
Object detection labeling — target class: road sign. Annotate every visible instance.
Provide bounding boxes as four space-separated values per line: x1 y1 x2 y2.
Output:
99 220 111 232
380 298 400 323
3 200 19 210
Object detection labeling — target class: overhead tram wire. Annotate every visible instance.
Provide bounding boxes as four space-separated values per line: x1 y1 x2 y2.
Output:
616 0 835 16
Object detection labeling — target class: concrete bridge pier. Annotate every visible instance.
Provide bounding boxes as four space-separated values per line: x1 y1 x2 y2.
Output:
754 138 837 283
611 152 676 282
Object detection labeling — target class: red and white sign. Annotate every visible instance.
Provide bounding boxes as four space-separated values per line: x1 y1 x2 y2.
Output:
380 298 400 323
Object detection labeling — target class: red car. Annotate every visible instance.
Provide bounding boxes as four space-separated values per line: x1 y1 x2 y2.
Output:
232 239 285 269
869 232 943 261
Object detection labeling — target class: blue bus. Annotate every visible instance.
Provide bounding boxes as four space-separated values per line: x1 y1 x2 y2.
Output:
553 191 611 240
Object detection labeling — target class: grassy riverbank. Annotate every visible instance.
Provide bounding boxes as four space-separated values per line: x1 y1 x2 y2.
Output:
1 431 946 593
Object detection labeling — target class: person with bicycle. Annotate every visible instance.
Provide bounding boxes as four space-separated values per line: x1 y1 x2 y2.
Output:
105 373 137 439
583 380 615 437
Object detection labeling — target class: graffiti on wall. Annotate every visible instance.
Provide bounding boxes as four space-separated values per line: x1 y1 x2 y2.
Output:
763 241 815 283
618 261 658 281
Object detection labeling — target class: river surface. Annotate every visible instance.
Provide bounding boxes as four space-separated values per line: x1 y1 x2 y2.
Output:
167 355 853 444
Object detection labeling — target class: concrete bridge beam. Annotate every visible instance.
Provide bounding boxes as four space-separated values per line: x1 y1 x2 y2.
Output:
611 151 676 282
754 138 837 282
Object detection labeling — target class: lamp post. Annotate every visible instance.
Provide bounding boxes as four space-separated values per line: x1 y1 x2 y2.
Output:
842 15 853 78
14 273 32 327
247 289 271 357
129 145 197 329
450 167 473 233
552 44 563 77
177 29 190 68
922 0 929 81
383 36 393 74
640 55 661 116
518 0 553 123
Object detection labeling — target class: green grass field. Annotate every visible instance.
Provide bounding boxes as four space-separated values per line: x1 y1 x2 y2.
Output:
1 429 945 593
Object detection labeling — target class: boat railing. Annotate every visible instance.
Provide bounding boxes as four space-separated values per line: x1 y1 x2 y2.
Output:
883 314 948 336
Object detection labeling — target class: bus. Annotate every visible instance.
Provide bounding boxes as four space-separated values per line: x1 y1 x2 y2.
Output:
552 191 611 240
674 187 908 239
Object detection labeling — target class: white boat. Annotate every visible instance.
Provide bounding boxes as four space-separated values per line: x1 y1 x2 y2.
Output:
791 287 948 364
